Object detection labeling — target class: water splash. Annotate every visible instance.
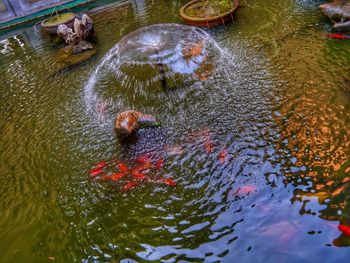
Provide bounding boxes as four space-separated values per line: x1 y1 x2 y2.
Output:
84 23 235 121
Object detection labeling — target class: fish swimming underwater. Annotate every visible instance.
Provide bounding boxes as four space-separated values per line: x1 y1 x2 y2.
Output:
327 33 350 39
89 156 175 191
338 224 350 237
218 148 228 164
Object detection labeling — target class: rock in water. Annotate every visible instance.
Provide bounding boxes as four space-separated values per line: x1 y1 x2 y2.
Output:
57 24 79 45
74 14 96 42
57 24 94 54
55 46 96 70
115 110 160 136
333 19 350 30
57 14 95 54
320 1 350 31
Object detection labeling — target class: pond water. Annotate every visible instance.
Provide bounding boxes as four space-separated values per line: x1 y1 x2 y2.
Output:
1 0 350 262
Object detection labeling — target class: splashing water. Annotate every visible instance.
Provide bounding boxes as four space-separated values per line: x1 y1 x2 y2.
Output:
84 23 235 119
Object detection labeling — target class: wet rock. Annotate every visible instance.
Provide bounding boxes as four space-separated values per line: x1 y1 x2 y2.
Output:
74 14 96 42
333 19 350 30
56 46 96 68
57 24 78 45
56 14 95 54
57 24 94 54
115 110 160 137
320 1 350 31
50 46 96 76
53 14 96 73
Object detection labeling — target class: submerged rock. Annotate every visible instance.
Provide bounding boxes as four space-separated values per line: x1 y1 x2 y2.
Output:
320 0 350 31
56 46 96 68
53 46 96 74
115 110 160 137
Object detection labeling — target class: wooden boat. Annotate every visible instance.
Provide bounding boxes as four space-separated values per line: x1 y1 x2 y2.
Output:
179 0 239 28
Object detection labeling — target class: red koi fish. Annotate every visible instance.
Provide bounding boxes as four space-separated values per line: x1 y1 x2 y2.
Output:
161 178 177 186
338 224 350 237
133 162 152 173
90 167 103 177
132 172 147 180
204 140 214 154
111 172 126 181
131 162 151 179
90 160 107 177
327 33 349 40
116 162 129 173
122 181 138 191
98 175 110 181
95 160 107 169
131 167 147 179
232 185 257 197
218 148 228 164
99 172 125 182
155 158 164 171
136 154 152 164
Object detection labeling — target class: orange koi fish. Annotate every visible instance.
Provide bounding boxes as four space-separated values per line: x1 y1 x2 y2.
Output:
116 162 129 173
155 158 164 170
131 162 152 180
338 224 350 237
90 167 103 177
204 140 214 154
90 160 107 177
232 185 257 197
111 172 126 181
161 178 176 186
132 172 147 180
95 160 107 169
136 154 151 164
99 172 125 182
132 162 152 174
327 33 349 40
218 148 228 164
122 181 138 191
98 175 110 181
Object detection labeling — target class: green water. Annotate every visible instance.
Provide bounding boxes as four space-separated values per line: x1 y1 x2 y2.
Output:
0 0 350 262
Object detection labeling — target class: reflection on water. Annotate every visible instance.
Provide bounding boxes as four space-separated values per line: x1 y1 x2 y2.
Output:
1 0 350 262
271 11 350 247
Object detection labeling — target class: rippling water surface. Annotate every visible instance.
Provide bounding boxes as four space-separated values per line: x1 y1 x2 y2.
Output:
1 0 350 262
